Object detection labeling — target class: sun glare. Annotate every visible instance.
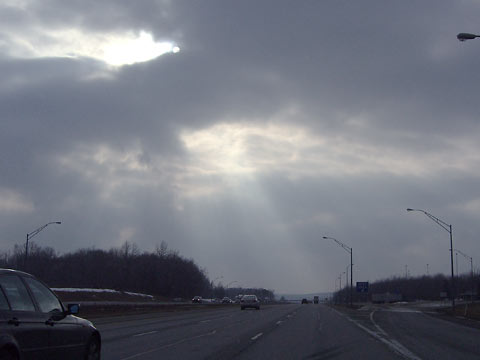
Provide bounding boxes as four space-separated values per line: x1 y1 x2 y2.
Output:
4 27 180 67
103 31 180 66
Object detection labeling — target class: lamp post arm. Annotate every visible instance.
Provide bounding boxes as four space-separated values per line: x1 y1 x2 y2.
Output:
407 209 451 232
423 211 451 233
323 236 352 254
28 221 61 240
28 223 49 240
24 221 61 270
455 249 472 262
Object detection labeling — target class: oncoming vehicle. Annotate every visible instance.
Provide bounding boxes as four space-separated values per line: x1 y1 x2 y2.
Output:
192 296 202 303
0 268 101 360
240 295 260 310
301 298 308 304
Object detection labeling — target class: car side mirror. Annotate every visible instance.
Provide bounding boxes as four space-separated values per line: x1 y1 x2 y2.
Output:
67 303 80 315
50 308 67 321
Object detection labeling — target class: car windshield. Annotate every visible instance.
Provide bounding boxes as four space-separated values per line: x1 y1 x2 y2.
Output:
2 1 480 359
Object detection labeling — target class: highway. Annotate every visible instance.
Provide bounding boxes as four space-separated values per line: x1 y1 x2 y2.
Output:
94 303 479 359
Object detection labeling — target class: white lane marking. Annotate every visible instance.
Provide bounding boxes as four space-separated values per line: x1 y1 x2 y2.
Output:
251 332 263 341
385 309 422 313
133 330 158 337
276 320 283 325
120 330 217 360
354 321 422 360
199 315 233 323
332 308 422 360
370 311 388 336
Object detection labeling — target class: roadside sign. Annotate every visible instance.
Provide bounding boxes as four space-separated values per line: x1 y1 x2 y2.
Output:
356 282 369 293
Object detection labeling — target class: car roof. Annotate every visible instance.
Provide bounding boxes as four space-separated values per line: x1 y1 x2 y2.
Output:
0 268 34 277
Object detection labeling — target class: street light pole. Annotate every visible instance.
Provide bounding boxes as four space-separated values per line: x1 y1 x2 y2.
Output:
346 265 349 290
323 236 353 307
455 249 474 303
456 252 458 278
406 208 455 313
24 221 61 270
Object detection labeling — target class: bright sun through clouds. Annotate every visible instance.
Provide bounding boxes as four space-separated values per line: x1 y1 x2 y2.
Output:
180 122 447 181
4 27 180 67
103 31 180 66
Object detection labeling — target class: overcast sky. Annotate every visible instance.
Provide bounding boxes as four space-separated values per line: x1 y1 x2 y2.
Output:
2 0 480 294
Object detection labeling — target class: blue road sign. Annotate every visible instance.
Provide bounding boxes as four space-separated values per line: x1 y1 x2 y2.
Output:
356 282 369 293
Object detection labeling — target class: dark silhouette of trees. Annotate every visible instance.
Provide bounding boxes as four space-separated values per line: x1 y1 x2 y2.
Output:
333 272 479 303
0 241 211 298
0 241 275 301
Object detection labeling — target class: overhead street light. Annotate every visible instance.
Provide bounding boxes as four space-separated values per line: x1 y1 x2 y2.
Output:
24 221 62 270
406 208 455 312
345 265 349 289
455 249 474 303
457 33 480 41
212 276 223 285
323 236 353 307
339 272 344 290
226 280 238 288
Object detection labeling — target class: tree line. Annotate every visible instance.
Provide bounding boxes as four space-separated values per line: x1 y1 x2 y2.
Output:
333 272 480 303
1 241 211 298
0 241 274 300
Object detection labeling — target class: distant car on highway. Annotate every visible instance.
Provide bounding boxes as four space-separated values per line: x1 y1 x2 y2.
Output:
240 294 260 310
192 296 202 303
301 298 308 304
0 268 101 359
222 297 232 303
313 296 319 304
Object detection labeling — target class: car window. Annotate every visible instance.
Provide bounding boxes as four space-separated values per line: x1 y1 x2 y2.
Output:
0 287 10 310
0 275 35 311
24 277 63 313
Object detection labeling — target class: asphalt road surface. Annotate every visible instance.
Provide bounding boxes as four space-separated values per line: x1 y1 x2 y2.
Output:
94 303 479 359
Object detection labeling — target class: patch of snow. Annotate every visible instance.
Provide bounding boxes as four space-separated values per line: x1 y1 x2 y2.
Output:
52 288 154 298
52 288 118 293
125 291 154 299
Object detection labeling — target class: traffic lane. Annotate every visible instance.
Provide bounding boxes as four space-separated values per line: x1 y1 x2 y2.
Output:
99 304 301 359
373 308 480 360
235 304 404 360
100 304 300 360
97 306 240 343
99 306 246 359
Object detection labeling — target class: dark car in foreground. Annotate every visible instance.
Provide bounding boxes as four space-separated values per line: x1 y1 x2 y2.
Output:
240 295 260 310
0 268 101 360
